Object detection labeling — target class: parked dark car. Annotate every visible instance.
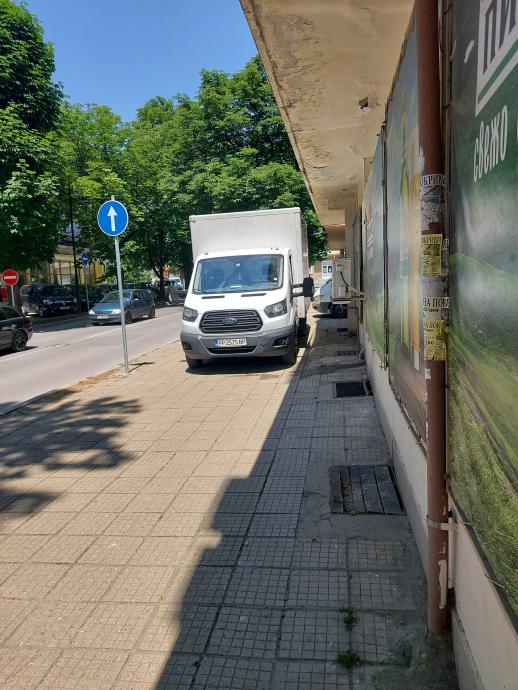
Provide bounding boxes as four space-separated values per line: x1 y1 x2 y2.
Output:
76 285 106 312
20 284 78 318
167 284 187 305
0 305 33 352
89 289 155 325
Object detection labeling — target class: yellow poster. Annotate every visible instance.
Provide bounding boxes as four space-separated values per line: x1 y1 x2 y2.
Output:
422 234 443 277
424 318 446 361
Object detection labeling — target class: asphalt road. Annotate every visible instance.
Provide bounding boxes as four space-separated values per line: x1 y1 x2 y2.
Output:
0 306 183 415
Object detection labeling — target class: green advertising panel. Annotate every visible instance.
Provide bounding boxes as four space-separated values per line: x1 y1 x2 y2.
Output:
363 131 386 361
385 26 426 441
450 0 518 613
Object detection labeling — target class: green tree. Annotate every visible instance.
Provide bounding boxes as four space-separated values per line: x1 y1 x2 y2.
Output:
0 0 63 270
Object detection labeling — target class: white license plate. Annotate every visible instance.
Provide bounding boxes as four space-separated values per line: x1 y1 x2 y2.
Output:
214 338 247 347
97 315 110 320
59 306 70 310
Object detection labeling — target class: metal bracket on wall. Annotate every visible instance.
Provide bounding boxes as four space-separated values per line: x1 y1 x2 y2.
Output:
427 515 457 532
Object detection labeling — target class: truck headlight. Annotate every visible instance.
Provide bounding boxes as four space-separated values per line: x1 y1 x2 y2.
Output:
183 306 198 322
264 299 287 317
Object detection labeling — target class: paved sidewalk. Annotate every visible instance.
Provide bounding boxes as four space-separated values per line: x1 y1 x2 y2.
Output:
0 314 456 689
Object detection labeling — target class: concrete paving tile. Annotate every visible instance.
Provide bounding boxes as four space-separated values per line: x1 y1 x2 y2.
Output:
7 600 96 647
272 660 350 690
248 513 298 538
139 603 217 653
86 492 135 513
103 566 176 603
60 511 117 535
165 565 232 605
287 570 349 609
113 651 199 690
188 535 244 567
37 648 127 689
279 610 348 660
181 476 229 495
79 536 143 565
0 648 60 690
141 476 186 494
264 476 305 493
151 511 204 537
347 539 406 571
0 534 50 561
130 537 192 566
33 535 95 563
171 492 218 513
41 493 95 512
46 564 120 601
192 462 236 477
350 571 417 611
67 475 116 493
200 512 251 537
103 512 161 536
226 477 266 493
216 492 260 513
103 477 151 494
256 492 302 514
0 561 19 585
0 598 36 644
73 601 155 650
238 538 295 568
225 567 289 608
0 513 31 534
350 612 392 663
14 511 75 534
125 492 175 513
193 657 274 689
208 607 282 659
292 540 347 569
0 562 69 600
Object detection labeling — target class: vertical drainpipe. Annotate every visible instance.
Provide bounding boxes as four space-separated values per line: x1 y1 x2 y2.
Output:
415 0 449 634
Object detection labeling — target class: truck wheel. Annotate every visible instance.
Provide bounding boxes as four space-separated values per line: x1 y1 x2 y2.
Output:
186 355 203 369
282 334 298 366
331 303 347 317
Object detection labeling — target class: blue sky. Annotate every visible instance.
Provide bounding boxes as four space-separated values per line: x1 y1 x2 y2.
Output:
24 0 257 122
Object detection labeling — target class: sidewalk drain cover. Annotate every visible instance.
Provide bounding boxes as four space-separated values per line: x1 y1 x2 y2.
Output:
330 465 404 515
335 351 358 357
335 381 368 397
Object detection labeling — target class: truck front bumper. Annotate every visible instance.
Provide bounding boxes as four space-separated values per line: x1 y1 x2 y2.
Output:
180 325 295 360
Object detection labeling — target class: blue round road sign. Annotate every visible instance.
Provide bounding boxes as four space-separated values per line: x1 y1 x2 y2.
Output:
97 200 128 237
81 252 88 266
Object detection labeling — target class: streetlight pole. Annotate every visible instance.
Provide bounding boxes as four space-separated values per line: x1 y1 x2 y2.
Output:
67 183 81 305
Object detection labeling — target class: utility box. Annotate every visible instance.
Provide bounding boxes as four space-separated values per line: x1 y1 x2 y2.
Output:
331 258 353 300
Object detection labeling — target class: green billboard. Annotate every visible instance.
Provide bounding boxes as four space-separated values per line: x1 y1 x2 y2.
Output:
385 25 426 441
450 0 518 613
363 131 386 361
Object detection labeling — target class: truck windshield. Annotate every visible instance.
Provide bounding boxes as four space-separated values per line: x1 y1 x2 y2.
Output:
193 255 284 294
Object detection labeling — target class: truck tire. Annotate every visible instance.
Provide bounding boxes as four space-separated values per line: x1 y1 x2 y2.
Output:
297 317 307 338
282 332 298 366
186 355 203 369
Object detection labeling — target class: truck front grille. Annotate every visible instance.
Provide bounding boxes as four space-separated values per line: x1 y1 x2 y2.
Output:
200 310 262 334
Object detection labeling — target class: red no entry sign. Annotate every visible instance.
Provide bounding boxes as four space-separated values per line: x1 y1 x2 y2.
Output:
1 269 19 286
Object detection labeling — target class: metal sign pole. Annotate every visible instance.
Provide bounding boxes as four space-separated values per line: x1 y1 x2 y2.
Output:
10 286 14 306
114 235 129 375
84 266 90 313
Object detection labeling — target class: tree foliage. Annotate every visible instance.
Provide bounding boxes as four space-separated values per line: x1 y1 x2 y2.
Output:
0 0 63 269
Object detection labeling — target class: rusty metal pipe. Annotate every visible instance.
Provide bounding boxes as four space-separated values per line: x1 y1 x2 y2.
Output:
415 0 449 635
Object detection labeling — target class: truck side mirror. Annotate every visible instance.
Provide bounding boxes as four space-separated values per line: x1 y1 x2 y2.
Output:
302 277 315 298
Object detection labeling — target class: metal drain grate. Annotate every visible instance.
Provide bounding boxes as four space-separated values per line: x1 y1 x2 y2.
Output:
330 465 404 515
335 351 358 357
337 328 348 333
335 381 368 397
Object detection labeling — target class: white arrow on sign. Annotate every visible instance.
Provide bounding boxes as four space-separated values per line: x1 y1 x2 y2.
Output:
108 205 117 234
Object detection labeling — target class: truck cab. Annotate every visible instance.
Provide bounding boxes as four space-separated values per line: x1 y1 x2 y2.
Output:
181 247 312 367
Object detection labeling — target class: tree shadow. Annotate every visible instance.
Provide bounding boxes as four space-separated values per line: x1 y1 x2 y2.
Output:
0 391 141 525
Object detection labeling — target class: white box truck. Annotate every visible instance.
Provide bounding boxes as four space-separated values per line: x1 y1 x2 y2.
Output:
180 207 314 368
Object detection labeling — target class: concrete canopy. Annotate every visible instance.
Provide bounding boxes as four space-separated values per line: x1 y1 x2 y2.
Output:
240 0 413 249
